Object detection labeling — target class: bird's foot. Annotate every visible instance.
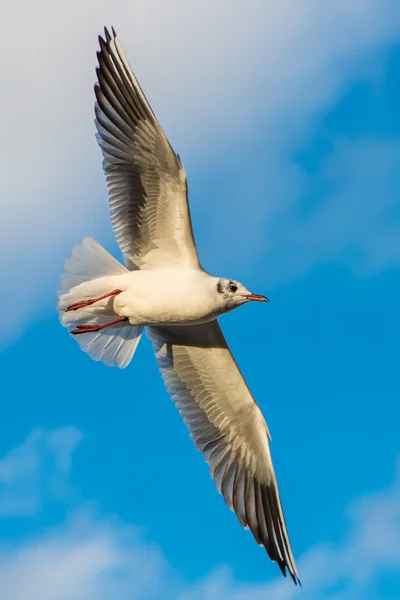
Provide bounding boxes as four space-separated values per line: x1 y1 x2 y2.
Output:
71 316 128 335
65 289 122 311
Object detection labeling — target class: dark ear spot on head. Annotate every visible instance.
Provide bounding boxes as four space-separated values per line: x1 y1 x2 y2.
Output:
217 281 224 294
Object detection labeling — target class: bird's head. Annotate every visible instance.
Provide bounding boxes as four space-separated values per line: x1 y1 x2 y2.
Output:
216 278 269 311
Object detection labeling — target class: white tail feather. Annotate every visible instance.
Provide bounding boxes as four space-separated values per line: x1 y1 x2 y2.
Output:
57 237 142 368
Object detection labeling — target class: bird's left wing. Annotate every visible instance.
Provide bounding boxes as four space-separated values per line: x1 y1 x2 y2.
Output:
147 321 300 584
95 28 200 271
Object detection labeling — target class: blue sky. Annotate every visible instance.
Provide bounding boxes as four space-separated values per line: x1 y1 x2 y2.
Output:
2 1 400 598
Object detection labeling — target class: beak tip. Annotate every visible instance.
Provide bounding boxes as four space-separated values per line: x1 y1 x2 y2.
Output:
245 294 269 303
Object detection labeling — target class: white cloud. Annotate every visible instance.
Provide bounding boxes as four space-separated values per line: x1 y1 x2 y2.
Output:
0 428 175 599
2 0 400 338
0 428 399 599
0 427 81 516
0 512 171 600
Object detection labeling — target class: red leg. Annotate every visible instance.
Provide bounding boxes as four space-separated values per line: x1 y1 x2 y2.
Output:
71 316 128 335
66 289 122 312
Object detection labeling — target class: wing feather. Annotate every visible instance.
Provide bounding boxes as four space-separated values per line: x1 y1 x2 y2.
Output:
147 321 300 584
95 28 200 270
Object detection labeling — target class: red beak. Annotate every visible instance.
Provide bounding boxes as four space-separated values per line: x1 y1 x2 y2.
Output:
245 294 269 302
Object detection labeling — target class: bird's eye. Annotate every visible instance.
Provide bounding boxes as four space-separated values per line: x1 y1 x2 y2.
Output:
228 282 238 293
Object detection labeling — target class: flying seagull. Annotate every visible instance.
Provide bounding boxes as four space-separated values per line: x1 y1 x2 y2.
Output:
57 27 300 585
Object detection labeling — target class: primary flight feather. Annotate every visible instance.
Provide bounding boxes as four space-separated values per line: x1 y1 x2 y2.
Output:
57 27 300 584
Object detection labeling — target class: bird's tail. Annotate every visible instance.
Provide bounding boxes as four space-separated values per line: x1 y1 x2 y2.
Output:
57 237 143 368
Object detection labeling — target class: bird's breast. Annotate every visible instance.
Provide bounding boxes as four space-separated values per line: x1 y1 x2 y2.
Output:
113 270 218 326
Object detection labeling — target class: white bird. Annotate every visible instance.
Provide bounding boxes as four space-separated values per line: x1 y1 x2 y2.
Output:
57 27 300 584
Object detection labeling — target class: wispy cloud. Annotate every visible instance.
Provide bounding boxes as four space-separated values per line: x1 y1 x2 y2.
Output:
0 512 169 600
0 428 175 599
0 428 81 516
0 428 399 599
2 0 400 338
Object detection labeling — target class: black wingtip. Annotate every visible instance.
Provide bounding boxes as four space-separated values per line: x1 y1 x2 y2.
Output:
98 34 106 50
279 561 301 587
98 34 108 53
288 568 302 587
101 26 117 41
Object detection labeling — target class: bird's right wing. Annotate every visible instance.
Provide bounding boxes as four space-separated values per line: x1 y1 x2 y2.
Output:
95 28 200 271
147 320 300 584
